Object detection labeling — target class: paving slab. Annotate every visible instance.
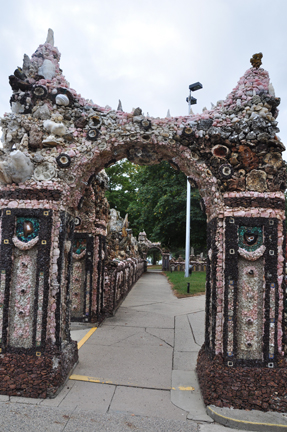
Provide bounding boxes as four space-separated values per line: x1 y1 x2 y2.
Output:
174 314 199 352
71 328 92 343
171 370 212 423
40 381 76 407
82 324 141 346
187 310 205 346
74 343 172 389
130 300 205 319
111 328 172 347
57 381 115 413
104 306 174 328
110 386 188 420
173 350 198 371
146 327 174 347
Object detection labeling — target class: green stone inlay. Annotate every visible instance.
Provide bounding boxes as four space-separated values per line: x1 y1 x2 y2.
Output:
73 238 87 255
238 226 263 252
16 217 39 243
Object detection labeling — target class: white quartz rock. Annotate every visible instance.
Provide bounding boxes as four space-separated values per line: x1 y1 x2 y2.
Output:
11 101 25 114
268 83 275 97
43 120 66 136
46 28 54 46
33 104 51 120
38 59 56 80
6 150 34 184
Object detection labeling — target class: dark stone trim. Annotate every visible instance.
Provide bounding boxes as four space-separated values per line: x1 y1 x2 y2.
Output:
71 233 94 322
211 219 218 355
0 208 52 353
204 226 211 350
100 236 106 317
64 216 74 340
224 197 284 210
224 217 278 366
283 226 286 354
0 189 61 201
96 235 103 321
55 211 66 347
39 211 53 349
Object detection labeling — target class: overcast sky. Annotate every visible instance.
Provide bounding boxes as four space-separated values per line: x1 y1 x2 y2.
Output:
1 0 287 159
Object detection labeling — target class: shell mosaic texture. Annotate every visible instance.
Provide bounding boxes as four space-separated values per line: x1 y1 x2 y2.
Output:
0 30 286 408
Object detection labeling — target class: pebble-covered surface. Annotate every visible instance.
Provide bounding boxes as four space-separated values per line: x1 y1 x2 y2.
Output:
197 346 287 412
0 30 286 406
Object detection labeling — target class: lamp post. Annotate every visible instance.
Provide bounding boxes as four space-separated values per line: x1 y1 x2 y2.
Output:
184 82 203 278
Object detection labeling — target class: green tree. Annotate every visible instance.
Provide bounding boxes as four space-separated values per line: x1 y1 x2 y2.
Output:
105 160 206 251
105 160 140 217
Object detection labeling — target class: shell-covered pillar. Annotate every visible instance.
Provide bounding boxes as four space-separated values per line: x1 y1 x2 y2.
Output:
197 55 287 412
70 171 109 323
0 194 78 398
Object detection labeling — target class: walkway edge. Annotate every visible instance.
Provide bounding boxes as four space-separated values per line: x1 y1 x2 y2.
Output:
207 405 287 432
77 327 97 349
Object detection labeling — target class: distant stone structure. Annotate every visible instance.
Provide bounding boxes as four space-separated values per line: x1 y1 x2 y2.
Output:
0 29 286 411
169 253 207 272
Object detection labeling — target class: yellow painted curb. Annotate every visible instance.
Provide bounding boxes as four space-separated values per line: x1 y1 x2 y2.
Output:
177 386 195 391
207 406 287 429
77 327 97 349
70 374 107 384
69 374 194 391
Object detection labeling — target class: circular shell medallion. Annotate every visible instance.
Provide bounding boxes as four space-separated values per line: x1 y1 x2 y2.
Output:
56 153 71 168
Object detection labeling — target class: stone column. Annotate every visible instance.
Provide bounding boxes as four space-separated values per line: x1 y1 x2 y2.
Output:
0 191 78 398
162 253 170 271
197 191 287 411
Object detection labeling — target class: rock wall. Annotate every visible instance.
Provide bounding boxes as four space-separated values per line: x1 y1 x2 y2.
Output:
0 32 286 405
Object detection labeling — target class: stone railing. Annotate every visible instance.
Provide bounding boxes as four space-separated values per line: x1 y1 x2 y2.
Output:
169 260 207 272
101 258 145 319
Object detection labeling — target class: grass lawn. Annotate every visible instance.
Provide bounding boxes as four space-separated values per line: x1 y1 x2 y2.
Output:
163 271 206 298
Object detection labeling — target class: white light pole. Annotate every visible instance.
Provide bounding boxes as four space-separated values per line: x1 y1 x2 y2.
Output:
184 82 202 278
185 178 191 277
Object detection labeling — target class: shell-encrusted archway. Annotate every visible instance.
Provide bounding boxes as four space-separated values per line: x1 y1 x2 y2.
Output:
0 31 286 409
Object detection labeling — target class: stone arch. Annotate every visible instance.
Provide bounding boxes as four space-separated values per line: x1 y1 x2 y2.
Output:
0 32 286 409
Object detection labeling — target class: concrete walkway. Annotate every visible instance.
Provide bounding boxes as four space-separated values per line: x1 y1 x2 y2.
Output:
0 272 252 431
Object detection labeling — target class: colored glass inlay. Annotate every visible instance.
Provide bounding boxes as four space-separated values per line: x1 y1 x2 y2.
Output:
238 226 263 252
16 217 39 243
73 238 87 255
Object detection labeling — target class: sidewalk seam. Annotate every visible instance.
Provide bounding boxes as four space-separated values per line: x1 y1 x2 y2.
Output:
107 386 117 414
